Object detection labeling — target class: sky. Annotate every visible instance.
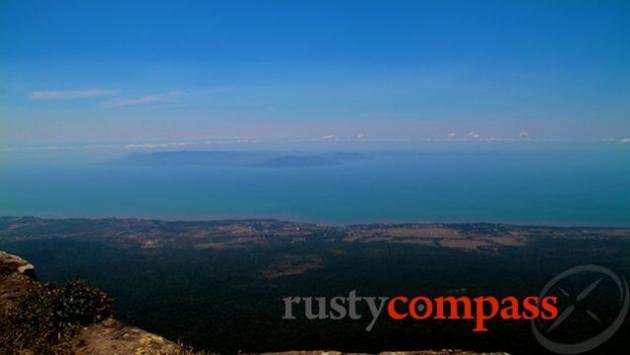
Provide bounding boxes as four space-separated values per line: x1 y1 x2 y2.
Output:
1 0 630 149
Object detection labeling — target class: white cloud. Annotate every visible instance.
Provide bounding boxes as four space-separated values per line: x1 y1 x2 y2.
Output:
447 132 457 138
465 131 481 139
519 131 529 138
621 137 630 144
103 91 182 108
124 141 194 150
320 134 336 140
356 133 365 139
29 89 119 101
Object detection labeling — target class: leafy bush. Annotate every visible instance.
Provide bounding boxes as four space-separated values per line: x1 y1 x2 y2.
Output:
0 280 112 355
56 280 112 335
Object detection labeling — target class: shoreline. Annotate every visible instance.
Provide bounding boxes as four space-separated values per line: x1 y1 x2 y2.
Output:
2 214 630 230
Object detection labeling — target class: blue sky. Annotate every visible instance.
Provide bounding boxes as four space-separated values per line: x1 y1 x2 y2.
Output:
1 0 630 147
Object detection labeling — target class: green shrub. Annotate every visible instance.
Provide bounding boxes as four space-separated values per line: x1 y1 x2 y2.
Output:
56 280 112 334
0 280 112 355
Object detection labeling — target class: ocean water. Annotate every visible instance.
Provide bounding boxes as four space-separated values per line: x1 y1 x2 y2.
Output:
1 143 629 227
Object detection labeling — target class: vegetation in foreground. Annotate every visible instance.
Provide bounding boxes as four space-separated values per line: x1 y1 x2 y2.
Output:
0 280 111 355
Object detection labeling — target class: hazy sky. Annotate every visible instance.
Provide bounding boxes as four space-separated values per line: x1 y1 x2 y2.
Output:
1 0 630 147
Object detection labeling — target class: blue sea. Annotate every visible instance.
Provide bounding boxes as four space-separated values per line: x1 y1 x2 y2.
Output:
1 142 629 227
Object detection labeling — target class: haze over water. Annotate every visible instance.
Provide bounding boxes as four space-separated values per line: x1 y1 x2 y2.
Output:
2 142 629 227
3 2 629 229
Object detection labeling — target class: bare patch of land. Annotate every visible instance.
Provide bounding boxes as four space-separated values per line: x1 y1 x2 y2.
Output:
1 216 629 252
260 255 325 279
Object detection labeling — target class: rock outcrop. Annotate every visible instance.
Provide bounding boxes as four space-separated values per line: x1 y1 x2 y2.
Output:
73 318 181 355
0 251 38 314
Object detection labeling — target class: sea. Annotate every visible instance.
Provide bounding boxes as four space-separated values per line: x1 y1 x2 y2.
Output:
1 141 629 227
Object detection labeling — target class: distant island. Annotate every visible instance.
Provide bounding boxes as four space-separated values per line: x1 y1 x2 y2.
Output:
116 150 368 168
